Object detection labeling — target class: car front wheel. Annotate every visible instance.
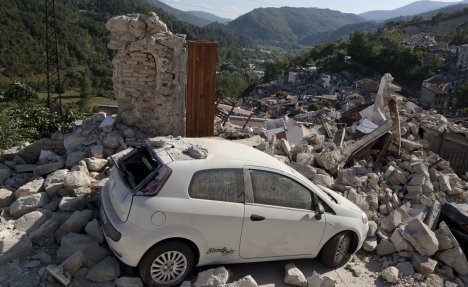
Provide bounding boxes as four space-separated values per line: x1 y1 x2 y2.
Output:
139 241 194 287
320 232 352 268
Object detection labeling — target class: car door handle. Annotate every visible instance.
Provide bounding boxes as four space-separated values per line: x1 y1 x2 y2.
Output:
250 214 265 221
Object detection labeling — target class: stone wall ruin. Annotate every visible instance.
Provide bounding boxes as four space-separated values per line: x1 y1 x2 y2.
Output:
106 12 187 136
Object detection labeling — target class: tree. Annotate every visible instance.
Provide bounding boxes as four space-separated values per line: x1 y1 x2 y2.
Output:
1 82 37 102
264 57 290 82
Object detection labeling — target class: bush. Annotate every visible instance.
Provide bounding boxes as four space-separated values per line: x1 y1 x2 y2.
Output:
309 100 330 111
1 82 37 102
0 104 81 151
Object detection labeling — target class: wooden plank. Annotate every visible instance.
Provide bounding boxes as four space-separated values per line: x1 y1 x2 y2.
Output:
186 41 218 137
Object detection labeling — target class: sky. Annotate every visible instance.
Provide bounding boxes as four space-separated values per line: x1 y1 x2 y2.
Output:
158 0 463 19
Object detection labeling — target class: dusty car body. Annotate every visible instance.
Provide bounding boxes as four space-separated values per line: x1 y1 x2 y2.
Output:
100 138 369 286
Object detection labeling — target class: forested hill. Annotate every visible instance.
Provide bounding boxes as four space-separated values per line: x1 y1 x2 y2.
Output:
226 7 366 49
0 0 251 91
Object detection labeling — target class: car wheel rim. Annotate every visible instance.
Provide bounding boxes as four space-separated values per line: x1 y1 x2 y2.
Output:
150 251 187 284
335 236 351 264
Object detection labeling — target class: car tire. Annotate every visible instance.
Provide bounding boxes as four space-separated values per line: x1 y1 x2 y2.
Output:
320 232 352 268
139 241 194 287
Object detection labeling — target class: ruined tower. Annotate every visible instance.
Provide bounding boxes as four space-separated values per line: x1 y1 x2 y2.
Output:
106 12 187 136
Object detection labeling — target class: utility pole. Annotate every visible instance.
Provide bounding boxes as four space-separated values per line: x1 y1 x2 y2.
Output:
44 0 62 115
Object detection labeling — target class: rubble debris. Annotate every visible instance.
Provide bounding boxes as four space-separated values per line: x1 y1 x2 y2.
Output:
284 263 307 286
381 266 399 283
85 256 121 282
1 68 468 287
194 266 230 287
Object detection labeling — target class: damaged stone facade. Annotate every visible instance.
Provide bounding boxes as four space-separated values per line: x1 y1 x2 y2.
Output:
106 12 187 136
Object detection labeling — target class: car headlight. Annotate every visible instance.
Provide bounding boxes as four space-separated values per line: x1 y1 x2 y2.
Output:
362 212 368 224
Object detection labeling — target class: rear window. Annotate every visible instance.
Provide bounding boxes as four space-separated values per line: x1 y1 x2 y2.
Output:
118 145 161 189
189 169 244 203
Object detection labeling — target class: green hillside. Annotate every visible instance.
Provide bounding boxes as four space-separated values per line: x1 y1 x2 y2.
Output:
0 0 251 92
227 7 366 49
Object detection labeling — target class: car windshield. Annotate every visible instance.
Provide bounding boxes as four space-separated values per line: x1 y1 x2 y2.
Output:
117 145 162 189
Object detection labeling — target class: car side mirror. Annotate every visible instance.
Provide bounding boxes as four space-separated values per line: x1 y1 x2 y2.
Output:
315 203 325 220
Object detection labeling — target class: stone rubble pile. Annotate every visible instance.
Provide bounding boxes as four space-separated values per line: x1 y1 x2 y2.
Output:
251 100 468 286
0 104 467 286
0 113 149 286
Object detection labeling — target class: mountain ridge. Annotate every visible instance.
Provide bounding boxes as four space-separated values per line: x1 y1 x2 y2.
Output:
226 7 366 49
360 0 465 21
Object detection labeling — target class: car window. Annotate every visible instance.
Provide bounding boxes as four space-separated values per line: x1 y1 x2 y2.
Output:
249 169 313 210
189 169 244 203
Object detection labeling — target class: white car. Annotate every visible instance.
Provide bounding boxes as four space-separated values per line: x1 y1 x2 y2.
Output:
100 138 369 287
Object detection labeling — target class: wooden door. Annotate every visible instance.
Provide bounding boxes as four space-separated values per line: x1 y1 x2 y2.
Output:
186 41 218 137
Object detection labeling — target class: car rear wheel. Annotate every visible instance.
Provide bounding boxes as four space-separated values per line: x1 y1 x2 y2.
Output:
139 241 194 287
320 232 352 268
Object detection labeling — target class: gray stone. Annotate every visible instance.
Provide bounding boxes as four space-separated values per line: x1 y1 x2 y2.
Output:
15 164 37 173
406 185 422 194
396 261 415 276
437 247 468 276
0 188 14 208
85 219 104 244
401 138 422 152
284 263 307 287
38 150 62 164
62 250 85 275
64 171 90 193
376 238 397 256
409 173 426 185
380 209 410 233
58 196 87 212
84 158 108 172
220 275 258 287
367 221 378 237
13 210 48 234
102 132 122 149
382 266 399 283
55 209 93 241
186 146 208 159
9 192 50 218
70 159 89 175
90 145 104 158
99 116 115 132
194 266 230 287
0 229 32 265
363 237 377 252
44 169 68 196
315 150 341 171
15 177 45 198
57 233 109 267
28 218 58 246
0 168 11 184
66 151 87 169
311 173 334 188
411 253 437 276
64 134 86 151
439 175 452 193
47 264 71 286
296 153 315 166
435 221 459 250
33 161 64 176
115 277 144 287
390 229 414 252
424 200 442 231
400 218 439 256
73 267 89 280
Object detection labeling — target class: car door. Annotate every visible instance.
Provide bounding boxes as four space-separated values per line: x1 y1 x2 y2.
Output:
239 167 326 259
186 168 245 259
